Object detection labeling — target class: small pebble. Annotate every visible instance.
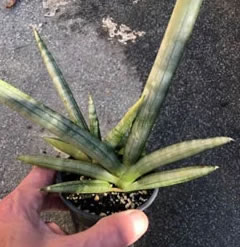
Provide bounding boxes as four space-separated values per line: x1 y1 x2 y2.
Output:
120 198 125 204
99 212 107 217
94 195 100 201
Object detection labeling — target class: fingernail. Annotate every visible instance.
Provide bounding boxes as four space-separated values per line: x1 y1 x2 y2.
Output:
126 210 149 237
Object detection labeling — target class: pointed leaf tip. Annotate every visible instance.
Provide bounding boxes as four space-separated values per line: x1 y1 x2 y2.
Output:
126 165 218 191
228 137 234 142
43 137 90 161
221 137 233 143
33 28 40 41
123 0 205 164
17 155 26 162
106 96 145 149
88 94 101 140
123 136 229 182
19 154 120 184
40 187 48 192
42 180 114 193
33 29 88 130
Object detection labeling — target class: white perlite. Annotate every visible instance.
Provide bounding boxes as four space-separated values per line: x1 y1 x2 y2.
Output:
102 16 145 45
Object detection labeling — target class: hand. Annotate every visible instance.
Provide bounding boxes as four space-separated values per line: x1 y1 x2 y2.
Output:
0 167 149 247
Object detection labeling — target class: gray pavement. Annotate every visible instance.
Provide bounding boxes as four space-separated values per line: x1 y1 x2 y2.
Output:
0 0 239 246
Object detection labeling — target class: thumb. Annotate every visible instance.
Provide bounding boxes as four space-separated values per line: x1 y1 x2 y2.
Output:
63 210 149 247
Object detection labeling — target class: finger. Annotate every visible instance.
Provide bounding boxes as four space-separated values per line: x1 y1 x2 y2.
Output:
61 210 149 247
19 166 56 190
46 222 66 235
18 168 67 211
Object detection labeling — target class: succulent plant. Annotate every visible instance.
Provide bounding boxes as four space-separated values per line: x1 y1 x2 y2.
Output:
0 0 232 195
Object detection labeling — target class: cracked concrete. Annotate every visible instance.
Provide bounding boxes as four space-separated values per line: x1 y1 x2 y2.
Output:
0 0 240 246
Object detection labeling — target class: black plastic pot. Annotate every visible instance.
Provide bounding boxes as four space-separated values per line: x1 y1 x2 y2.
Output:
57 172 159 232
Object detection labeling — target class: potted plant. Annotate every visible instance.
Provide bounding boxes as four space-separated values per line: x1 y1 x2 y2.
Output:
0 0 232 234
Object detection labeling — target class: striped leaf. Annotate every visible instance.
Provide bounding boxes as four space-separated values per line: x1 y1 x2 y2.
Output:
124 0 204 165
41 180 117 193
123 137 232 182
44 137 90 161
105 96 144 149
33 29 88 130
125 166 218 191
118 147 147 157
88 94 101 140
18 155 118 184
0 79 125 176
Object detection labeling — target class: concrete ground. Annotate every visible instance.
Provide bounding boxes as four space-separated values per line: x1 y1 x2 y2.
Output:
0 0 239 246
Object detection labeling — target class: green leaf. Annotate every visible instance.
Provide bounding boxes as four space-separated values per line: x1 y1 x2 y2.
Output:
105 96 144 149
33 29 88 130
118 147 147 157
44 137 90 162
124 0 204 165
41 180 116 193
126 166 218 191
88 94 101 140
0 79 125 176
123 137 232 182
18 155 118 184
